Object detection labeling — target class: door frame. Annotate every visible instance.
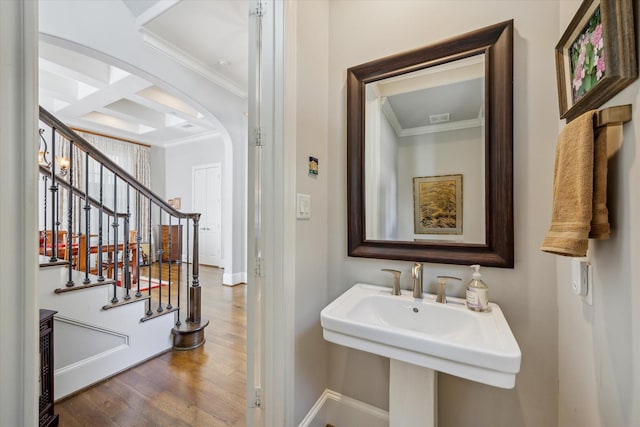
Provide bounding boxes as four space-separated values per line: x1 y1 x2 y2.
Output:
1 0 40 425
247 0 296 425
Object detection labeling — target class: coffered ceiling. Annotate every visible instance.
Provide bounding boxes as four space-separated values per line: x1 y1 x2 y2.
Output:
39 0 248 147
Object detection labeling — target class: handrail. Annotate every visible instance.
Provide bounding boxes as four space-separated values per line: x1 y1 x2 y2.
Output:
38 105 208 348
39 106 199 221
39 165 125 218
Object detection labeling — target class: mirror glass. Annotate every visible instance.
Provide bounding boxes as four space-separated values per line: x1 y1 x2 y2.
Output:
364 54 486 244
347 20 513 267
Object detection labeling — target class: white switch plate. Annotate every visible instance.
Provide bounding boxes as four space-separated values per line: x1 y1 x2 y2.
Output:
296 193 311 219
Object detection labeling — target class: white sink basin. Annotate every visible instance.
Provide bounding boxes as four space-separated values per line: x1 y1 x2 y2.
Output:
321 283 521 388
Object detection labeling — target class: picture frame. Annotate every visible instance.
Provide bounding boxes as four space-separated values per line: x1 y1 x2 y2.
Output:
413 174 462 235
168 197 181 210
555 0 637 121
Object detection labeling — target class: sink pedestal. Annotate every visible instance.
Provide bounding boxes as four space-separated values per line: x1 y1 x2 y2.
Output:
389 359 437 427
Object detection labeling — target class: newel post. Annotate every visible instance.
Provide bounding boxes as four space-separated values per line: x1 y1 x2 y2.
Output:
172 213 209 350
189 214 201 322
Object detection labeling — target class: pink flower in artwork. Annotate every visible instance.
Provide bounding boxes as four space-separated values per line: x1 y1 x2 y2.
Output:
573 64 584 90
578 47 586 67
591 24 603 49
596 52 606 79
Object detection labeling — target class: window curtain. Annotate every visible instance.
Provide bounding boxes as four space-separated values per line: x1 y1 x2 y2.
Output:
55 131 153 255
76 131 152 250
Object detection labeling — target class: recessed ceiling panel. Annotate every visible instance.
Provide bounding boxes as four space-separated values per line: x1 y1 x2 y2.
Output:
137 86 203 119
82 111 156 135
386 78 484 129
105 98 166 127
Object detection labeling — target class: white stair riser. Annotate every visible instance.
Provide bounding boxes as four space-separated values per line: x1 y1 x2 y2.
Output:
39 265 174 400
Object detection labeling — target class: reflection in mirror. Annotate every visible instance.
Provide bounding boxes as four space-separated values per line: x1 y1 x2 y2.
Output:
365 54 486 244
347 20 513 267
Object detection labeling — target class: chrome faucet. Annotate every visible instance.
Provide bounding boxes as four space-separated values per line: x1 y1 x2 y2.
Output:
412 262 423 298
381 268 402 295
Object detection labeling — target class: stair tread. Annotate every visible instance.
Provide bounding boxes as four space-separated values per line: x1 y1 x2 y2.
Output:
39 255 69 268
140 306 179 323
102 294 151 310
54 279 116 294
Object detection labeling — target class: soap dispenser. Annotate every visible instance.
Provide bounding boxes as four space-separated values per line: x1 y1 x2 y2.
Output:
466 264 489 312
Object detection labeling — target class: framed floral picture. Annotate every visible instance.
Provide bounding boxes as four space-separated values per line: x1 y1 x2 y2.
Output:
555 0 637 121
413 174 462 235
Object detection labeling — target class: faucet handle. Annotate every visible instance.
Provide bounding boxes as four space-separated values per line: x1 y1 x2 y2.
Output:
436 276 462 304
381 269 402 295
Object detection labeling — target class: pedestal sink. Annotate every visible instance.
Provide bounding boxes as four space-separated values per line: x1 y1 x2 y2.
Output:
320 283 521 426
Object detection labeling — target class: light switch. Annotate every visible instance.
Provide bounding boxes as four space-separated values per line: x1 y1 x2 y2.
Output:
296 193 311 219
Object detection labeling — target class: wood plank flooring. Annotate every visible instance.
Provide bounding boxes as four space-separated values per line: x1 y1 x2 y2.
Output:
55 263 247 427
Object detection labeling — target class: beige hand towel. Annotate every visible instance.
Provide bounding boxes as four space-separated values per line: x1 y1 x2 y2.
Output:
541 110 605 257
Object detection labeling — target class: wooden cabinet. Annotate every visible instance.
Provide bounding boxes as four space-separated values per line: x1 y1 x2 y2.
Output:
39 309 59 427
160 225 182 263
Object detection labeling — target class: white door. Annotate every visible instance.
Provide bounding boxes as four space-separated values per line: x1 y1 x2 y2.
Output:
193 164 222 267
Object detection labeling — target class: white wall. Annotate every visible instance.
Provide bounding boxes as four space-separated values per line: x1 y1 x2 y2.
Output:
556 1 640 426
397 127 485 243
294 1 330 423
323 1 561 426
149 145 166 198
164 137 225 215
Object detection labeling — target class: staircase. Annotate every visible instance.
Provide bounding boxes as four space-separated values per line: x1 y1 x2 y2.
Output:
37 107 208 400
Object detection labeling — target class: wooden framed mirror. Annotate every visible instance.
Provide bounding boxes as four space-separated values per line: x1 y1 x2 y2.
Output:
347 20 514 267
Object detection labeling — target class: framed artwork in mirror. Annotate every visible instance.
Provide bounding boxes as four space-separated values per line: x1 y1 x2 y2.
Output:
413 174 462 235
555 0 637 121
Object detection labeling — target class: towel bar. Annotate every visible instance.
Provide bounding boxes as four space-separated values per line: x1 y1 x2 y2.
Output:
595 105 632 128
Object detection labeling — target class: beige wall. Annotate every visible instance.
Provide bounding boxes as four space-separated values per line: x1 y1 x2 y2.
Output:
323 1 561 426
557 1 640 426
294 1 331 423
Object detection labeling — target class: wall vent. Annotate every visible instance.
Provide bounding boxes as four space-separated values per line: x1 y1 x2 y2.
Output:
429 113 450 124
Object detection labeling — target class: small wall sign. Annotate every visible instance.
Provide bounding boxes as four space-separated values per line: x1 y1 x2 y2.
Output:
308 156 319 176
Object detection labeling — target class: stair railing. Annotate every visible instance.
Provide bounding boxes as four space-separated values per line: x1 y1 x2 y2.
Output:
38 106 203 333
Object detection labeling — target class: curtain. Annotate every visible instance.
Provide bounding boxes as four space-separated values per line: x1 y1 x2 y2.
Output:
55 132 152 252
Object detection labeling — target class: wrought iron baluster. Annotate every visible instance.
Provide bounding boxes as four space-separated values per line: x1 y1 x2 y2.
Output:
146 199 153 316
111 174 119 304
83 152 91 284
97 164 105 281
135 191 142 298
123 184 131 300
185 217 190 325
49 128 59 262
157 205 164 313
167 215 173 310
42 175 48 258
176 217 183 327
65 141 74 287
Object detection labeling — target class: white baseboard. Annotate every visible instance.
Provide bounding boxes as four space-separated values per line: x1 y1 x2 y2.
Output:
299 389 389 427
223 271 246 286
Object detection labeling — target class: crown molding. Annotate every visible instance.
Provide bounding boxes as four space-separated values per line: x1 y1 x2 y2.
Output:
141 28 247 99
162 130 221 148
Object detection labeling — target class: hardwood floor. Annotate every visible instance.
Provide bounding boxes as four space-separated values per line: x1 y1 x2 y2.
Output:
55 264 247 427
